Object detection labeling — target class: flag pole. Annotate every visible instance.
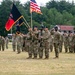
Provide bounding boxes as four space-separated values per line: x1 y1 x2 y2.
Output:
23 22 29 28
22 16 30 28
31 12 33 28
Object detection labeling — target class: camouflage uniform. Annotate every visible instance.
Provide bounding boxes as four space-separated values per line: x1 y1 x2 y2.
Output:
72 33 75 53
33 30 39 59
26 29 34 58
53 30 61 58
68 33 73 53
59 33 63 52
12 34 16 52
39 30 45 59
5 37 9 49
69 33 73 53
1 36 5 51
42 29 50 59
16 33 22 54
63 32 69 53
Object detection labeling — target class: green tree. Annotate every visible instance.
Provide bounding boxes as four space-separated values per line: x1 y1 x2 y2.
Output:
0 0 12 36
62 10 73 25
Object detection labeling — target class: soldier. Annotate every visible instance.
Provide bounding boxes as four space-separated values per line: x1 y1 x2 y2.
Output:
16 31 22 54
38 26 45 59
5 36 9 49
72 31 75 53
68 31 74 53
33 26 39 59
26 27 34 59
58 30 63 52
15 21 22 54
53 26 61 58
63 31 69 53
12 33 16 52
1 36 5 51
23 33 31 52
41 26 50 59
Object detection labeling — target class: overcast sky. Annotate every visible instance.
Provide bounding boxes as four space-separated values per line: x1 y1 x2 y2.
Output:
0 0 74 6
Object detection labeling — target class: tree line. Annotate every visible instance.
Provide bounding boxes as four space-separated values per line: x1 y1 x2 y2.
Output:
0 0 75 36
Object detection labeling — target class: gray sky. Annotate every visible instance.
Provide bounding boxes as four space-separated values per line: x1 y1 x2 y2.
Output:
0 0 74 6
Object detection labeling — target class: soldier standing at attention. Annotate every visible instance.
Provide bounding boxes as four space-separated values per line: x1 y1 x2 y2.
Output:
26 27 34 59
72 31 75 53
58 31 63 53
15 21 22 54
63 31 69 53
68 31 73 53
33 26 39 59
38 26 45 59
12 33 16 52
5 36 9 49
1 36 5 51
53 26 61 58
41 26 50 59
16 31 22 54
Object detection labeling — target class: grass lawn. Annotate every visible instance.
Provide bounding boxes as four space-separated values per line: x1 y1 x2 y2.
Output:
0 43 75 75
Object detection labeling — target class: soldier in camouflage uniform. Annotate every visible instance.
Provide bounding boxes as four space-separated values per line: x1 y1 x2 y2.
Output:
53 26 61 58
33 26 39 59
72 31 75 53
38 27 45 59
63 31 69 53
58 31 63 52
1 36 5 51
26 27 34 59
41 26 50 59
12 33 16 52
68 31 74 53
16 32 22 54
5 36 9 49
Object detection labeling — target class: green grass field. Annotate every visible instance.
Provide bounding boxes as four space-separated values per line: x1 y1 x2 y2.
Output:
0 43 75 75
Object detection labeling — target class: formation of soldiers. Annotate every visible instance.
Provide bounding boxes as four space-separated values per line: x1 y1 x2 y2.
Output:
0 26 75 59
0 36 9 51
63 31 75 53
12 26 51 59
50 27 75 54
11 25 75 59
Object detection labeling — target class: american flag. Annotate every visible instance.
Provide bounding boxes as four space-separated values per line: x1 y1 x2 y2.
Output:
30 0 42 14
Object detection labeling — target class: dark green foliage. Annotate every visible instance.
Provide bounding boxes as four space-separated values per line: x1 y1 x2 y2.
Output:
0 0 75 36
